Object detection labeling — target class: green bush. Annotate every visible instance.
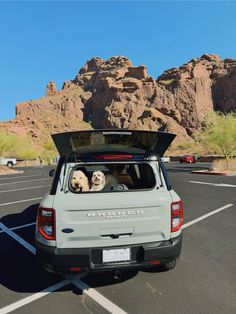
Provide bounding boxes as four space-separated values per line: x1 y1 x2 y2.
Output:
0 130 60 164
0 130 38 159
40 139 57 164
195 112 236 160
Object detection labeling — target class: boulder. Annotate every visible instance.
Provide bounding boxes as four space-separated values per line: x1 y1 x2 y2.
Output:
45 81 58 96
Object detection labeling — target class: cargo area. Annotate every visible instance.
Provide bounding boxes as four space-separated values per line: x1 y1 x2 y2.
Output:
68 162 157 193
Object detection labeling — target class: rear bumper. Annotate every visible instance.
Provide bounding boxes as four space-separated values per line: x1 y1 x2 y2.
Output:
35 235 182 273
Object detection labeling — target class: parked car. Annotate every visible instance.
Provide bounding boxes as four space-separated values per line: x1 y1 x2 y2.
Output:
35 130 183 277
161 156 170 163
0 157 17 168
179 154 197 163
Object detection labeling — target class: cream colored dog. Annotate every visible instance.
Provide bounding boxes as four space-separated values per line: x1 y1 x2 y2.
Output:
90 171 106 191
71 170 89 192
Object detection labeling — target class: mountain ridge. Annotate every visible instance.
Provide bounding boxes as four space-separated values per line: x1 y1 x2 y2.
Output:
1 53 236 144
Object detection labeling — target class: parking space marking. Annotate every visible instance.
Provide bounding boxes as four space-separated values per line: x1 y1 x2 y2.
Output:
182 203 234 229
189 181 236 188
0 223 128 314
0 178 51 186
0 185 51 194
0 222 36 234
0 222 36 254
0 198 42 208
0 279 70 314
11 222 36 231
0 174 42 181
70 275 127 314
0 203 234 314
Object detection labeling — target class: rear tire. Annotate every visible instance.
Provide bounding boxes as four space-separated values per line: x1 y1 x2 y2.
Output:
7 161 13 168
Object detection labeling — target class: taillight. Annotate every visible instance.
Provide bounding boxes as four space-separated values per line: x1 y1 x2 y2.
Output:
38 207 56 240
171 201 183 232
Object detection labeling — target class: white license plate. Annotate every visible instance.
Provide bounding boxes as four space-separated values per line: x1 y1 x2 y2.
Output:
102 248 130 263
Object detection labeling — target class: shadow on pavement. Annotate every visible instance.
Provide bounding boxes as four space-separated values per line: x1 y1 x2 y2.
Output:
0 203 38 229
0 203 138 294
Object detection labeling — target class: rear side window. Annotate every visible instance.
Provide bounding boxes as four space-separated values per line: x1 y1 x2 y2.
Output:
69 163 156 193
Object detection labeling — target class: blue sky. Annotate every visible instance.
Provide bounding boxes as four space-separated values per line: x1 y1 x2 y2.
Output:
0 0 236 121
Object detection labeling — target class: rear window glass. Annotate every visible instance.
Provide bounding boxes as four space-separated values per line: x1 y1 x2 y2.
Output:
69 163 156 193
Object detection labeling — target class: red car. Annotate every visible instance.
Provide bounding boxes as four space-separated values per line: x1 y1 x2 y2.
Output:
179 154 197 163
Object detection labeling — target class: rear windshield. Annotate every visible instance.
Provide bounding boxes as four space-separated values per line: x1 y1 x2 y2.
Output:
69 163 156 193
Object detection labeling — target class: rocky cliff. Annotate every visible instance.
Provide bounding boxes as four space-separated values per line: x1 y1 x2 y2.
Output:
1 54 236 143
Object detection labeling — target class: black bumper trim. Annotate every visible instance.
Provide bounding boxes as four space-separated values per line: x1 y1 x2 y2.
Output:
35 235 182 273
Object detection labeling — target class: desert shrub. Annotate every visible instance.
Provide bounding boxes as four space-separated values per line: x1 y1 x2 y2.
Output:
40 139 57 164
195 112 236 160
211 158 236 172
167 141 203 156
0 130 38 159
0 130 18 156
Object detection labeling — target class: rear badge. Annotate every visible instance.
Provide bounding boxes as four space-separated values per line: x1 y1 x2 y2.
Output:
62 228 74 233
87 210 144 219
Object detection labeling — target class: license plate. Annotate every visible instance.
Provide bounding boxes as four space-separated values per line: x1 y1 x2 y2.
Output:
102 248 130 263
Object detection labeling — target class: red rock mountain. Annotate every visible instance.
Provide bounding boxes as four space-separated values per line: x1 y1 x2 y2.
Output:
1 54 236 143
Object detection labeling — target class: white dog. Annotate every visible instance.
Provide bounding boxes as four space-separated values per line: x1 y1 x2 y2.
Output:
71 170 90 192
90 171 106 191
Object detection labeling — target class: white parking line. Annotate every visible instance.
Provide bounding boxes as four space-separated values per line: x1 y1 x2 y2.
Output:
0 174 42 180
0 178 51 186
182 203 234 229
0 198 42 207
0 185 51 194
0 279 70 314
0 223 127 314
70 275 127 314
0 222 36 254
11 222 36 231
189 181 236 188
0 203 234 314
0 222 36 234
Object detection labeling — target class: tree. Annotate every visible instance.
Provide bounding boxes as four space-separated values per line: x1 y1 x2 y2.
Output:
195 112 236 161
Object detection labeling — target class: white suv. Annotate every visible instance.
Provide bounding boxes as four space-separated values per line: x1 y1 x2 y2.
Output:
35 130 183 275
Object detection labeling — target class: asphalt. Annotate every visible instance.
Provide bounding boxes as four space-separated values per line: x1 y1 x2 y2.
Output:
0 163 235 314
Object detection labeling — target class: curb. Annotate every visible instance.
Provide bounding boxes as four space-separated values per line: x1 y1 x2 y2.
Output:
192 170 236 176
0 170 24 176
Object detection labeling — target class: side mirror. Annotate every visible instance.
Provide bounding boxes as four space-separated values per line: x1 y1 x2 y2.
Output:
49 169 55 177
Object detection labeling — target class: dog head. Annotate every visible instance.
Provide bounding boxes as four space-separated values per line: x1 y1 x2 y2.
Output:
91 171 105 188
71 170 89 191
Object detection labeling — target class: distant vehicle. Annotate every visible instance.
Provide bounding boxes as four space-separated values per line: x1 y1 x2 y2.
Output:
0 157 17 168
179 154 198 163
161 156 170 163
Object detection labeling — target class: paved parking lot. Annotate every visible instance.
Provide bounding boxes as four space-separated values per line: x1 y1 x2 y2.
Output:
0 163 235 314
